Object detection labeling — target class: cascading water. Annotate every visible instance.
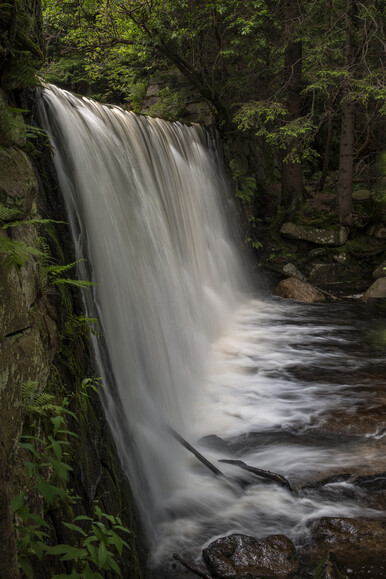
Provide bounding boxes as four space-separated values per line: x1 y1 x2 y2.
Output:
38 84 246 539
39 86 386 575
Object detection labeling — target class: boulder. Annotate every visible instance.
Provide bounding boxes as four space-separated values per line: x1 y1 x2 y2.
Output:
300 517 386 577
274 278 325 302
372 260 386 279
202 534 299 578
308 263 364 286
352 189 372 201
280 222 348 246
282 262 307 282
364 277 386 298
313 552 348 579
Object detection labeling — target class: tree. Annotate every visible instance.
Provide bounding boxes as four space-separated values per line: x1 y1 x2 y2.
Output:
41 0 385 222
281 0 304 210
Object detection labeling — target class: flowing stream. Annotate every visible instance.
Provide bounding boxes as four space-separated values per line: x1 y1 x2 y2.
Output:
39 86 386 573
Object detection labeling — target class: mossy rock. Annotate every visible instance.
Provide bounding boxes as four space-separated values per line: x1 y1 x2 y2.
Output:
0 147 37 218
0 90 26 147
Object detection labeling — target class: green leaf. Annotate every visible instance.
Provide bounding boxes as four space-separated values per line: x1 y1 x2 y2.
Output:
37 475 65 504
28 513 50 528
114 525 132 534
98 541 108 567
19 556 34 579
85 542 99 566
62 521 87 536
51 459 73 481
73 515 93 522
11 492 25 513
108 530 127 556
61 547 88 561
19 442 40 458
50 415 64 435
107 556 121 575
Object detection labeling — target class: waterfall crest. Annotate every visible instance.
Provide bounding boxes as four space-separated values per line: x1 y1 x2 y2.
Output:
39 85 245 537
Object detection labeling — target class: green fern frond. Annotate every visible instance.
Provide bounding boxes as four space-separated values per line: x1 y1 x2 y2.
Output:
0 205 20 223
43 260 85 278
51 278 95 288
0 238 47 269
22 381 74 418
2 218 66 230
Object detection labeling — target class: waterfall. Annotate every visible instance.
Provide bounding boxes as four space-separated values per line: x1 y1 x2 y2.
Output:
39 85 246 539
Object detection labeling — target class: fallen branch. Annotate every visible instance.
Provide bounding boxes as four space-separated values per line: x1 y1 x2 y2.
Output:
313 285 346 302
168 427 225 478
218 459 293 493
173 553 213 579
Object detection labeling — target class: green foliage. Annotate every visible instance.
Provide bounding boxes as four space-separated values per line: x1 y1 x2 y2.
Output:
126 81 148 113
43 260 95 290
148 87 186 121
229 159 256 204
13 387 131 578
0 207 62 270
0 237 48 270
48 505 131 578
7 50 41 88
81 377 103 397
234 102 318 163
246 237 262 250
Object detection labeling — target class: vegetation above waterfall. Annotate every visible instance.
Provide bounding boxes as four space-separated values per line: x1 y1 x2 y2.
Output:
41 0 385 224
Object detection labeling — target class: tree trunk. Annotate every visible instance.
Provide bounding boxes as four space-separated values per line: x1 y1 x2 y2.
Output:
281 2 304 210
337 95 355 225
337 0 357 226
318 112 334 192
0 441 19 578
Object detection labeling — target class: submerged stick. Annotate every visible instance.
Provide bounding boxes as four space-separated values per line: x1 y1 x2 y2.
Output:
173 553 213 579
218 459 293 493
168 427 225 478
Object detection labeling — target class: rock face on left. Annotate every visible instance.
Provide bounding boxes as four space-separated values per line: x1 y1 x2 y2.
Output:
0 2 144 577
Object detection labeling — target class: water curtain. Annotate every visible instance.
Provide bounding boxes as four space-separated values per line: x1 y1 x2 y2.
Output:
39 86 245 538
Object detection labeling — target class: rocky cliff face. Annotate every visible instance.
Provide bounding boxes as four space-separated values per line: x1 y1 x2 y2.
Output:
0 3 144 577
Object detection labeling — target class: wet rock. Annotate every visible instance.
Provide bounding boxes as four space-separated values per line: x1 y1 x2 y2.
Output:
372 260 386 279
313 552 348 579
352 189 371 201
300 517 386 577
273 278 325 302
308 263 364 286
0 148 37 219
280 222 348 246
364 277 386 298
282 263 307 282
203 533 299 578
199 435 230 455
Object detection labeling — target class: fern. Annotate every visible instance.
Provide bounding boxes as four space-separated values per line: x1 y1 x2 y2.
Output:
0 205 19 223
2 217 66 230
43 259 94 290
22 381 76 420
0 238 47 270
50 278 95 288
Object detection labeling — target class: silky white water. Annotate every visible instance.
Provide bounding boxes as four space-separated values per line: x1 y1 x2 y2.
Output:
39 85 245 536
39 87 385 571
